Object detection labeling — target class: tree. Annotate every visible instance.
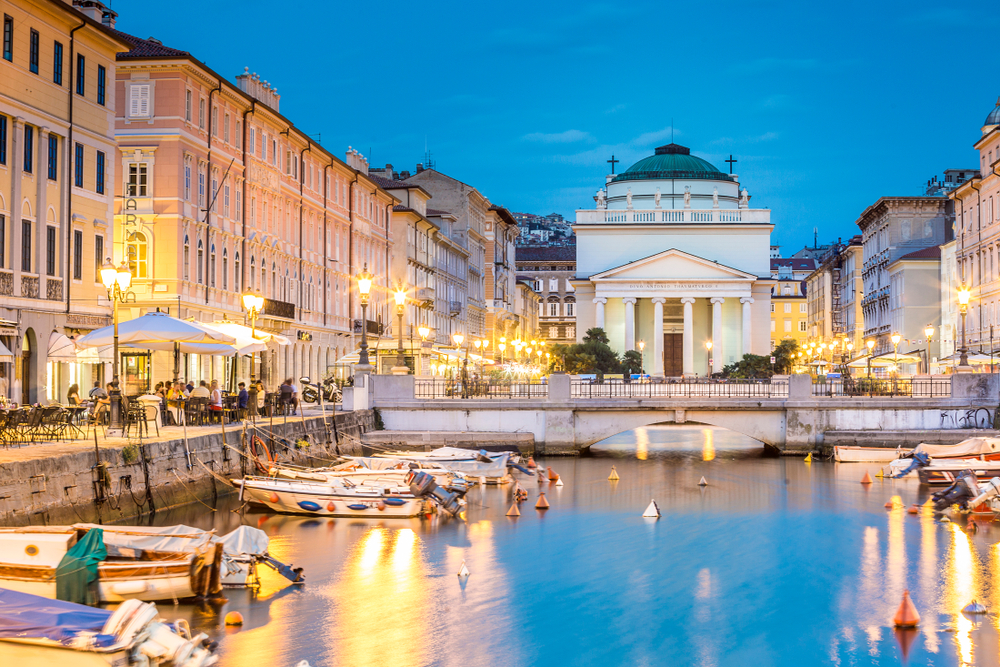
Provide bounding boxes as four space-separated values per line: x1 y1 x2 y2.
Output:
722 339 801 378
622 350 643 375
771 339 800 374
560 327 621 375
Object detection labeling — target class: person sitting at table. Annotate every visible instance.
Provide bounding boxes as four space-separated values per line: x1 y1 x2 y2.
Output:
255 380 266 415
67 384 81 406
89 381 107 400
166 381 185 425
279 379 295 414
191 380 211 399
93 383 114 423
237 382 249 417
209 380 223 413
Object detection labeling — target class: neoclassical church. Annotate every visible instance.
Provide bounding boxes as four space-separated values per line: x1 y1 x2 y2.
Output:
572 143 774 376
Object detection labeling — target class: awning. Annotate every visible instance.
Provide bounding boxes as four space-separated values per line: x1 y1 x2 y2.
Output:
199 320 291 355
47 331 79 362
0 340 12 363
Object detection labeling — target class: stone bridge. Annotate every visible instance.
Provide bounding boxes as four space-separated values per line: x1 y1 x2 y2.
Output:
361 374 1000 454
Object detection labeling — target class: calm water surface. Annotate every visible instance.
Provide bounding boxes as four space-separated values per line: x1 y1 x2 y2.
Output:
148 427 1000 667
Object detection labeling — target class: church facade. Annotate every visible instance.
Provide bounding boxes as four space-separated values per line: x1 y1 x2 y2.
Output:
572 144 774 376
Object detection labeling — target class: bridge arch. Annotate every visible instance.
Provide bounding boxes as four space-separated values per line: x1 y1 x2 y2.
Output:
571 408 785 451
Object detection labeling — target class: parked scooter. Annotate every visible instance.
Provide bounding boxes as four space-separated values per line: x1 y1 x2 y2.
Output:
300 376 341 405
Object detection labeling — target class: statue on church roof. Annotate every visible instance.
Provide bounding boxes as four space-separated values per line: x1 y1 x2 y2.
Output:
596 189 606 209
683 186 691 209
740 188 749 208
626 188 633 209
712 187 719 209
654 188 661 209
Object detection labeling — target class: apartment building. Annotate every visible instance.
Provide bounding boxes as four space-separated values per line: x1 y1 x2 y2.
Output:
515 245 577 345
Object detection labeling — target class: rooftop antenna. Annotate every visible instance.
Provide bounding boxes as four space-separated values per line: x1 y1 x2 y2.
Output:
814 227 818 249
671 118 674 143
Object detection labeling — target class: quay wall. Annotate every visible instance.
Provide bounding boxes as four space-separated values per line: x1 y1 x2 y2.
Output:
0 410 374 527
362 431 535 454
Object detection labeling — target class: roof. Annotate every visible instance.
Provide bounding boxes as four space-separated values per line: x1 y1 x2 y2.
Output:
613 144 733 184
515 246 577 264
770 258 817 271
426 208 453 217
489 205 518 226
112 30 189 58
369 174 416 191
986 97 1000 127
392 205 415 213
896 246 942 261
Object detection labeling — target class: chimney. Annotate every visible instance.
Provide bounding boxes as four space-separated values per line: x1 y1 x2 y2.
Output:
416 163 424 173
384 164 394 180
400 171 411 180
72 0 105 22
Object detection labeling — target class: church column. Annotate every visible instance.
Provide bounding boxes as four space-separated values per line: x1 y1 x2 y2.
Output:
741 297 754 355
623 297 636 351
652 297 665 377
593 298 607 329
681 297 695 376
711 297 725 374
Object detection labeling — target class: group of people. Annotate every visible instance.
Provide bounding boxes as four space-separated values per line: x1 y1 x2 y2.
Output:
65 381 120 424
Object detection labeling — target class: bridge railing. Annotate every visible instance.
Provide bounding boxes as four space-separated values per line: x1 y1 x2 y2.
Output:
414 379 549 399
570 379 787 399
811 377 952 398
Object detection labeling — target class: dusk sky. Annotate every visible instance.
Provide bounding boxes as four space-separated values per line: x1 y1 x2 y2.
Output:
114 0 1000 250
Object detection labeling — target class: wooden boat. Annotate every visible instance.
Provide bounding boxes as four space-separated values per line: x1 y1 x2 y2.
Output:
917 460 1000 485
268 461 457 487
364 447 513 483
0 589 217 666
0 525 222 603
891 437 1000 478
235 475 427 518
834 445 911 463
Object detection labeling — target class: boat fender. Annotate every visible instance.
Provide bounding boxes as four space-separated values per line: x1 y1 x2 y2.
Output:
327 502 336 512
110 580 150 596
384 497 406 506
377 501 386 511
297 501 322 512
225 611 244 626
347 504 368 510
269 492 280 504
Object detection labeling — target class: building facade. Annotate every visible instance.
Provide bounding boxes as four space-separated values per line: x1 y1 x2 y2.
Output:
573 143 774 377
485 205 518 347
515 246 576 345
887 246 941 369
770 279 808 349
804 237 863 350
0 0 129 404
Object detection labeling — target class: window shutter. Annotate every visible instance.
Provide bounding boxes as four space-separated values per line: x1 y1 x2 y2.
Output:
129 84 150 117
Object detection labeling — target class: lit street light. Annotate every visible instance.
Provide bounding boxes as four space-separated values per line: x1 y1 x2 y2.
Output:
958 284 971 370
356 264 374 370
242 289 265 420
100 259 133 436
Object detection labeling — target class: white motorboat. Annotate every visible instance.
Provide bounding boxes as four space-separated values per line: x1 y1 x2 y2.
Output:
890 437 1000 478
0 588 216 666
366 447 513 482
235 475 427 518
215 526 303 587
833 445 911 462
268 461 457 487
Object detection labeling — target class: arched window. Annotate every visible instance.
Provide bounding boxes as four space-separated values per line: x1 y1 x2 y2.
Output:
234 252 240 293
222 248 228 291
271 262 276 298
183 235 190 281
197 240 204 284
126 230 148 279
249 255 255 290
210 244 216 287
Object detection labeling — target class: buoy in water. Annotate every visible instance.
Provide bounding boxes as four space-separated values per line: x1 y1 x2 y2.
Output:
506 503 521 517
698 476 708 487
547 467 559 481
643 499 660 518
527 457 537 469
861 471 873 484
458 561 470 577
962 600 988 614
537 470 546 483
608 466 620 481
804 453 812 463
327 502 336 512
893 590 920 628
907 504 919 514
535 492 550 510
555 477 564 486
225 611 244 626
885 495 903 510
876 469 884 478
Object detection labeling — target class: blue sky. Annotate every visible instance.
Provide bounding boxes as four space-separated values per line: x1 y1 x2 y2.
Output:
114 0 999 251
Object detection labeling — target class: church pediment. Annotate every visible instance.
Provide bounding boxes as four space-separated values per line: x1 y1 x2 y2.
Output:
589 248 757 281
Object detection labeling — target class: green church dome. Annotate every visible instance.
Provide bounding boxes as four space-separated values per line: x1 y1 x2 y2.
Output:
613 144 733 183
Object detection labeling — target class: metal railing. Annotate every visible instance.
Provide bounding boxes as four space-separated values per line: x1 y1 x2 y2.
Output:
571 379 786 399
811 377 952 398
415 379 549 399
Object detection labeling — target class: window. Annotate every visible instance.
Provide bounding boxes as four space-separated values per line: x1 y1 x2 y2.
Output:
211 175 217 211
198 98 205 129
783 303 791 313
235 121 241 149
197 240 203 283
198 169 205 207
0 114 6 164
127 163 147 196
235 189 241 221
784 320 791 333
771 320 776 332
249 256 255 289
128 83 150 118
94 235 103 280
770 303 775 313
74 143 83 187
45 226 55 276
21 220 31 272
0 215 4 268
799 321 807 333
234 253 240 292
53 41 62 84
95 151 105 194
210 244 216 287
211 107 217 136
566 302 575 317
22 125 33 173
2 15 11 61
800 303 807 313
126 231 147 278
183 162 191 200
75 54 84 95
248 126 255 153
29 29 38 74
223 182 230 217
185 90 192 122
73 230 82 279
47 135 57 180
223 114 229 143
96 65 106 105
182 236 190 280
548 302 559 317
222 248 228 290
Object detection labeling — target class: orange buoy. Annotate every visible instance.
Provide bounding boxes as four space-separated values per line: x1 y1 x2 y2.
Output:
893 590 920 628
535 492 550 510
224 611 244 626
527 457 537 469
861 471 873 484
506 503 520 517
907 504 919 514
884 500 893 508
377 501 386 511
327 502 336 512
269 492 279 503
547 467 559 481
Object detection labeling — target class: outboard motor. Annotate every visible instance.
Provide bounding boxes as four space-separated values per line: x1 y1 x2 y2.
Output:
476 449 493 463
965 477 1000 513
893 450 931 478
407 471 470 517
931 469 981 511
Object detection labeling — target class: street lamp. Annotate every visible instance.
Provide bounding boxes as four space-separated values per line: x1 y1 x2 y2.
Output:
418 326 429 341
637 340 645 376
356 264 374 370
392 284 408 375
924 325 934 374
958 283 971 370
705 339 713 376
865 338 875 379
498 342 506 364
101 259 133 436
890 332 901 378
242 288 265 421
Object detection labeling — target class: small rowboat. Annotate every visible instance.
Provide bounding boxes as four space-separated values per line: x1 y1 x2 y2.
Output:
834 445 911 463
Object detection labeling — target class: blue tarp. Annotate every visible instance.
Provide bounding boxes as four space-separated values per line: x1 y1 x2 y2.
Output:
0 587 114 646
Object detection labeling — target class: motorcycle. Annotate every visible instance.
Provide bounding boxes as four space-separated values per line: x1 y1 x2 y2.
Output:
300 376 341 405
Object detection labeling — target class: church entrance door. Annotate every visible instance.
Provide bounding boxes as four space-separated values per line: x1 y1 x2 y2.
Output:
664 333 683 376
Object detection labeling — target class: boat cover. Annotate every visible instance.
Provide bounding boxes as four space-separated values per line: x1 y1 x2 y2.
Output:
73 523 215 554
359 451 510 478
218 526 268 557
912 438 1000 459
0 587 114 646
55 528 107 605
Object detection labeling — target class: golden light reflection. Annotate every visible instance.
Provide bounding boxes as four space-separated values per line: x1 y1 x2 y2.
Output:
917 500 940 653
857 526 882 656
702 428 715 462
635 427 649 460
945 524 977 666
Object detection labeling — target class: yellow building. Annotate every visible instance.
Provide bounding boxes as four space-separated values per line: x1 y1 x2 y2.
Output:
770 278 808 349
0 0 129 404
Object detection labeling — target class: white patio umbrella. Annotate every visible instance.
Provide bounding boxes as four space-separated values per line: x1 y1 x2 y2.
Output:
938 352 995 366
76 311 237 352
200 320 291 355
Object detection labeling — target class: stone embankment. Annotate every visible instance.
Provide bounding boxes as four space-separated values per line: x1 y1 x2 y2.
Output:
0 410 374 527
362 430 535 454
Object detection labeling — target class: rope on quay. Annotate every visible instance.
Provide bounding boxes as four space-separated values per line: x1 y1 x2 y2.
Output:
169 469 217 512
194 454 238 489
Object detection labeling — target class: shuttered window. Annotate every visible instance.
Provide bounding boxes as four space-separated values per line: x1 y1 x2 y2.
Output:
129 83 150 118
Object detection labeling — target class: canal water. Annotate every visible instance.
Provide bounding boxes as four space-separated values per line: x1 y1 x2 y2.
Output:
149 427 1000 666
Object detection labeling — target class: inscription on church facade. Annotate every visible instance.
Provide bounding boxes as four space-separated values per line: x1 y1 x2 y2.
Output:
623 282 740 290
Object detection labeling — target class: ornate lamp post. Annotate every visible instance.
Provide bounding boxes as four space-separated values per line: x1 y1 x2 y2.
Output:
242 289 265 420
865 339 875 379
705 340 713 377
845 341 854 373
498 341 506 364
637 340 645 376
958 284 971 371
890 332 901 378
923 325 934 374
100 259 133 436
417 325 430 376
356 264 374 371
392 284 408 375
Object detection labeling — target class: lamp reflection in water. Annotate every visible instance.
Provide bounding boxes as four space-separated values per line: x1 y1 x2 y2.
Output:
701 428 715 462
917 500 940 653
945 524 979 666
634 427 650 461
857 525 883 652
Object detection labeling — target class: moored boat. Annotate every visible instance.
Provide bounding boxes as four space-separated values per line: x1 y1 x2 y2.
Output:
236 476 426 518
0 587 217 666
916 460 1000 485
891 437 1000 478
834 445 911 463
363 447 513 483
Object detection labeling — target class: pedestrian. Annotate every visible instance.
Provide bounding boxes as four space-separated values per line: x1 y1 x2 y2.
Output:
289 377 300 415
255 380 266 415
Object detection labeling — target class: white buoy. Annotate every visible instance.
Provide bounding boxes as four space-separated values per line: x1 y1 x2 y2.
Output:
555 477 564 486
458 561 470 577
698 476 708 487
963 600 988 614
296 662 311 667
642 499 660 518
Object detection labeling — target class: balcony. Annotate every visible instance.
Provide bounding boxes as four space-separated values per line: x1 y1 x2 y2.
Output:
262 298 296 320
353 319 384 335
576 208 771 224
450 301 463 316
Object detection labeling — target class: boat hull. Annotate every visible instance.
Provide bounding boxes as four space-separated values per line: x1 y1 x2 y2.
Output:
917 464 1000 485
834 446 911 463
237 479 424 518
0 640 131 667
